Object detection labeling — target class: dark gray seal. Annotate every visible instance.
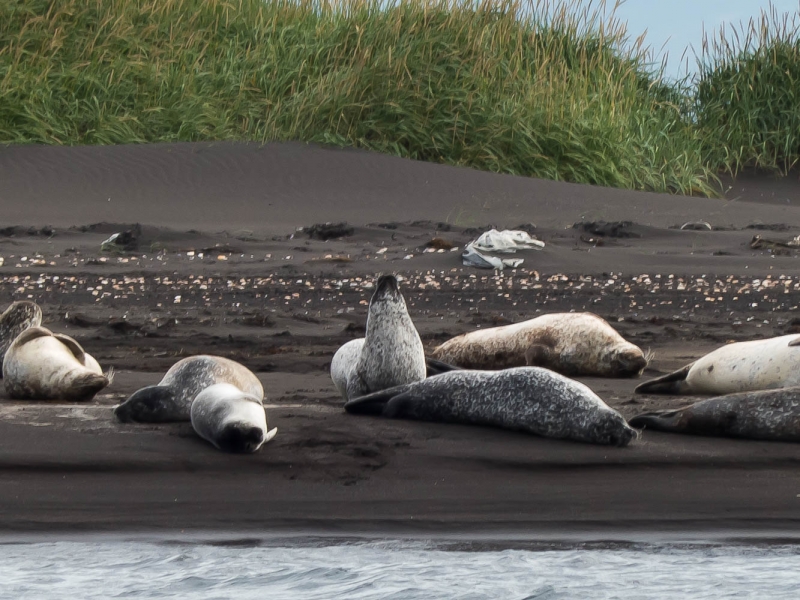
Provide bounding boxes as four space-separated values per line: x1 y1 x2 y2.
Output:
332 275 426 401
114 355 263 423
0 301 43 370
345 367 636 447
629 387 800 442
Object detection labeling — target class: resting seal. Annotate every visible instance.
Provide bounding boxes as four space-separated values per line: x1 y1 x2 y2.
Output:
0 301 43 369
191 383 277 453
636 334 800 395
114 355 263 423
3 327 110 400
630 387 800 442
431 312 647 377
332 275 426 401
345 367 636 447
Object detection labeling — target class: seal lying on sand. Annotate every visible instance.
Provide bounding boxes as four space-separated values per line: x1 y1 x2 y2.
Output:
431 312 647 377
332 275 426 401
331 338 458 401
0 301 43 370
191 383 277 453
3 327 110 400
345 367 636 447
114 355 263 423
635 334 800 395
630 387 800 442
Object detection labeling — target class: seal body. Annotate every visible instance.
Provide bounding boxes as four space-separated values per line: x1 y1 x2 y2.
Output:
432 312 647 377
191 383 277 453
335 275 426 401
629 388 800 442
0 301 43 369
636 334 800 395
114 355 263 423
3 327 109 400
345 367 636 447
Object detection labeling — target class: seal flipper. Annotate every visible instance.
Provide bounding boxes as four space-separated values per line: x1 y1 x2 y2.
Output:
425 357 461 376
629 409 684 432
345 384 412 415
524 344 556 369
52 333 87 364
789 338 800 347
634 364 694 394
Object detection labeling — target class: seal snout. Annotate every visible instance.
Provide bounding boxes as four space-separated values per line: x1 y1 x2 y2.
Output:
375 274 400 297
612 350 649 377
217 424 265 454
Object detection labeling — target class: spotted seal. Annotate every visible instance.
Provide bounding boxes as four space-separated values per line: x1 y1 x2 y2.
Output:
431 312 647 377
332 275 426 401
3 326 110 400
114 355 263 423
345 367 636 446
636 334 800 395
0 301 43 370
630 387 800 442
191 383 277 453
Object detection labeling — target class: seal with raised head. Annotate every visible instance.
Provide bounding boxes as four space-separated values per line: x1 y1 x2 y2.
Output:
345 367 636 447
3 326 110 400
332 275 426 402
431 312 647 377
635 334 800 395
629 387 800 442
191 383 278 453
0 301 43 369
114 355 263 423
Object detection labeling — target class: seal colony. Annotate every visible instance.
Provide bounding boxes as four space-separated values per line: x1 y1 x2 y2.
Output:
345 367 636 447
114 355 264 423
635 334 800 395
431 312 648 377
630 387 800 442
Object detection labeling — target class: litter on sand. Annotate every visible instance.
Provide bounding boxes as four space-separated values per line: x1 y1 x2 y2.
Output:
461 229 544 270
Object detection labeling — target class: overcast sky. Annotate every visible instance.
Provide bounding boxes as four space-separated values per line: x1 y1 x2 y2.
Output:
612 0 799 78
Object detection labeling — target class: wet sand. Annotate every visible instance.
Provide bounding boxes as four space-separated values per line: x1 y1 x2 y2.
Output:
1 142 800 540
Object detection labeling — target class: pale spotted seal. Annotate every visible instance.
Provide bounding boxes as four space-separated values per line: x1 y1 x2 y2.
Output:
636 334 800 395
345 367 636 447
114 355 263 423
191 383 277 453
431 312 647 377
333 275 426 401
630 387 800 442
3 326 110 400
0 301 43 370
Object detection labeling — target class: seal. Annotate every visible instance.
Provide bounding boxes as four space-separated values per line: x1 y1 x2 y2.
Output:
629 387 800 442
334 275 426 401
3 326 110 400
345 367 636 447
0 301 43 370
114 355 263 423
635 334 800 395
331 338 459 402
191 383 278 453
431 312 648 377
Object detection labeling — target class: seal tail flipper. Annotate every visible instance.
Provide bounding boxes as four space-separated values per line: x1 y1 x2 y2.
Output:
789 338 800 347
113 385 177 423
425 357 461 376
634 364 693 394
628 409 683 432
345 384 411 415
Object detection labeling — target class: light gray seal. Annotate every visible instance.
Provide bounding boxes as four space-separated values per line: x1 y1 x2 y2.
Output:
3 326 110 400
0 301 43 370
332 275 426 401
636 334 800 395
629 387 800 442
191 383 277 453
114 355 263 423
432 312 648 377
345 367 636 446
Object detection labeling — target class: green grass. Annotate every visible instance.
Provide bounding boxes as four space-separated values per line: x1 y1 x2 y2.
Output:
2 0 798 195
696 5 800 175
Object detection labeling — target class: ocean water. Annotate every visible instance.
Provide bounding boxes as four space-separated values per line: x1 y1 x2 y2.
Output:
1 538 798 599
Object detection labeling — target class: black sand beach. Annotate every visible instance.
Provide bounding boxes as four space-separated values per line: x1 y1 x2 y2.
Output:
1 142 799 539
